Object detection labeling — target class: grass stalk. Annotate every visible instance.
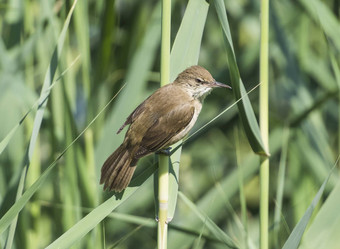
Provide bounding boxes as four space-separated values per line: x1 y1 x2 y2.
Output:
158 0 171 248
160 0 171 88
259 0 270 248
330 55 340 167
234 126 248 248
158 156 169 249
274 127 290 247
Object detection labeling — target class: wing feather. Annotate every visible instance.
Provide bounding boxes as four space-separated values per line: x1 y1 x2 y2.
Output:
117 101 147 134
135 104 195 158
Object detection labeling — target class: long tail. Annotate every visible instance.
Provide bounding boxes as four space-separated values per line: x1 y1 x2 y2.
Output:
100 144 138 192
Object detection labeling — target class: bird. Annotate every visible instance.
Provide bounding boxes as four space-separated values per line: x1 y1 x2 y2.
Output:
100 65 231 192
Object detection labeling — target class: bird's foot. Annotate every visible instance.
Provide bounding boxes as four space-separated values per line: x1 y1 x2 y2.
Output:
156 147 172 156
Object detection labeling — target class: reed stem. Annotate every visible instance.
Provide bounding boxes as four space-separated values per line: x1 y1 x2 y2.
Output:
259 0 269 248
158 0 171 248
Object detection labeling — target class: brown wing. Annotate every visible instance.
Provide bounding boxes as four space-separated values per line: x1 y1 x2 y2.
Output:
117 85 172 134
117 101 147 134
135 104 195 158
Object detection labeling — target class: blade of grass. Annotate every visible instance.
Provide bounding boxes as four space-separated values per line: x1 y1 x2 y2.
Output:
178 192 238 248
0 115 28 155
273 127 290 247
81 129 98 207
192 218 207 249
73 0 91 99
213 0 268 156
299 181 340 249
234 126 248 248
282 157 338 249
110 225 143 249
38 200 231 244
299 0 340 52
60 84 82 232
329 41 340 169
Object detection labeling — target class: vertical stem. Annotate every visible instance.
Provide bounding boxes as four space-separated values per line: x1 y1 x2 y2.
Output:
259 0 269 248
158 0 171 248
234 126 248 248
331 55 340 168
338 81 340 169
160 0 171 88
158 156 169 249
274 127 289 247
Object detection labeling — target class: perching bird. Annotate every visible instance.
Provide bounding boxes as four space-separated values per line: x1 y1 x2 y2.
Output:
100 65 231 192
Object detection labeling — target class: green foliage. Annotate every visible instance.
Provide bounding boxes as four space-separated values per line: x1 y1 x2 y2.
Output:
0 0 339 248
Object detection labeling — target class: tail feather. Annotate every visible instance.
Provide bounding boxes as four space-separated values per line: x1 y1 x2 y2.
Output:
100 144 138 192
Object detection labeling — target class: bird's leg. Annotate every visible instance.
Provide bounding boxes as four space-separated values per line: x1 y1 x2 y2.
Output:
156 147 172 156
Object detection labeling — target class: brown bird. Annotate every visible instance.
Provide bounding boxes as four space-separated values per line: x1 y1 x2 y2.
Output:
100 65 231 192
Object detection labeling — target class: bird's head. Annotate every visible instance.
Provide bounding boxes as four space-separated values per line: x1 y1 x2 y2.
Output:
174 65 231 100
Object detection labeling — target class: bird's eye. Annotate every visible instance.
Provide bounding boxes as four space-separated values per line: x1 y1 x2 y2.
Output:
195 78 203 83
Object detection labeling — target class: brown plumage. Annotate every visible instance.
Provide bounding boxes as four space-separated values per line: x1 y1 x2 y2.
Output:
100 65 231 192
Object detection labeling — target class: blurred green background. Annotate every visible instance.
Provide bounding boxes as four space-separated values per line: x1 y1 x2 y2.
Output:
0 0 339 248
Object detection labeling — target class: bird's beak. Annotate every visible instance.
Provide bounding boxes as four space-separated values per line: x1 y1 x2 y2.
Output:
212 81 232 89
